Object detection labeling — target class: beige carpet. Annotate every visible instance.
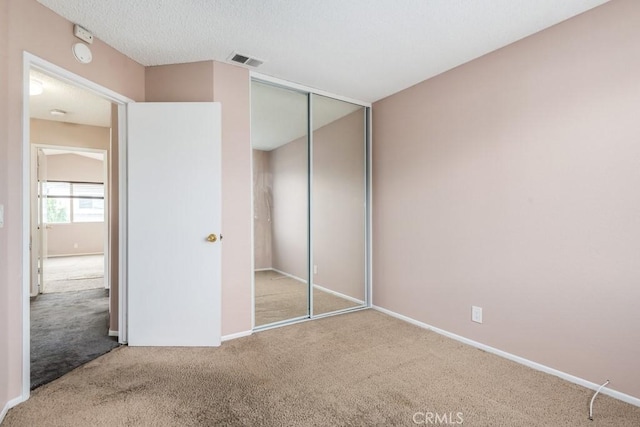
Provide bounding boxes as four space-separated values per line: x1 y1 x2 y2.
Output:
254 270 361 326
6 310 639 426
43 255 104 293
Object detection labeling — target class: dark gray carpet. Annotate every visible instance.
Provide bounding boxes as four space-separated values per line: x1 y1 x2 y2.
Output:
30 288 119 389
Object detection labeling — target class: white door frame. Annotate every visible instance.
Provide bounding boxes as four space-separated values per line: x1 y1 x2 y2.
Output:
29 146 45 297
21 52 133 402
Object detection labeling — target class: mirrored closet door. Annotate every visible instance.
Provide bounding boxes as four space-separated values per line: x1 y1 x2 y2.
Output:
252 81 309 327
311 95 367 316
252 80 368 328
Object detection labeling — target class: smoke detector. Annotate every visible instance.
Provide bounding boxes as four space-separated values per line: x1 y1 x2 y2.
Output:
228 52 264 68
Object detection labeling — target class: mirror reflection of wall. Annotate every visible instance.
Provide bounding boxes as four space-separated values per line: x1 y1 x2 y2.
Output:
312 95 366 316
251 80 368 328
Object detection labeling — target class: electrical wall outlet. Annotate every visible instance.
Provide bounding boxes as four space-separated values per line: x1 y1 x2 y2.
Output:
471 306 483 324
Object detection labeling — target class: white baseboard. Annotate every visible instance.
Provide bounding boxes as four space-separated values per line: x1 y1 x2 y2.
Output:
272 268 307 284
263 269 364 305
373 305 640 408
256 267 306 283
313 284 364 305
222 330 252 342
1 396 25 424
108 329 118 337
47 252 104 258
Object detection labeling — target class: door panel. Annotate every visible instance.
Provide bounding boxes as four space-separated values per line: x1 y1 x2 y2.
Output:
127 102 221 346
311 95 366 316
251 81 310 327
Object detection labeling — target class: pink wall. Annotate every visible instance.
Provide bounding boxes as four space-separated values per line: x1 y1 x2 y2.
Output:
265 110 366 302
373 0 640 399
145 61 253 336
270 137 309 280
44 154 105 256
30 119 110 150
313 110 366 301
1 0 144 411
45 153 104 182
213 61 253 336
146 62 214 102
46 223 104 257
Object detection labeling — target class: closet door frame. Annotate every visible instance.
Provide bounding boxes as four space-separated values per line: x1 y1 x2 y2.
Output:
250 72 372 330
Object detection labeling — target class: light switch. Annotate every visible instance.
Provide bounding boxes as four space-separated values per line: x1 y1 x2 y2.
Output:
0 204 4 228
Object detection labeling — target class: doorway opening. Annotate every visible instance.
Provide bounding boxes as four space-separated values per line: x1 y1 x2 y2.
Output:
33 147 107 293
26 63 124 390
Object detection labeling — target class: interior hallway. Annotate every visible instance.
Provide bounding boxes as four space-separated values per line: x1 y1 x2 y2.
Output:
31 255 117 389
43 255 104 293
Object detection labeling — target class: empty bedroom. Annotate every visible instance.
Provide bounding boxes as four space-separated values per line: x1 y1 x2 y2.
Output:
1 0 639 426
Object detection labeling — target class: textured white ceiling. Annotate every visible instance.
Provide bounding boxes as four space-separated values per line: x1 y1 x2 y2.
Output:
36 0 610 102
252 81 363 151
30 70 111 127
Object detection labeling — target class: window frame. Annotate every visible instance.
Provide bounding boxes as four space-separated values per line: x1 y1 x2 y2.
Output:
42 180 105 224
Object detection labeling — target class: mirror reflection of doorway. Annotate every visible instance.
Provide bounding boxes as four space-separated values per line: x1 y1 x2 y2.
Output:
251 80 368 328
29 69 119 389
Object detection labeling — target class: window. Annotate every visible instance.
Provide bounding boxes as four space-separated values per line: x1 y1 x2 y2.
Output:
43 181 105 223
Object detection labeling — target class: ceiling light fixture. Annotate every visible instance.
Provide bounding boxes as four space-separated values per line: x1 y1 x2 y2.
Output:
50 109 67 116
30 79 44 96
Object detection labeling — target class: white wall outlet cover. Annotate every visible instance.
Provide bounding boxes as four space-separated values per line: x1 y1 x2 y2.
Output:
72 42 92 64
471 306 483 324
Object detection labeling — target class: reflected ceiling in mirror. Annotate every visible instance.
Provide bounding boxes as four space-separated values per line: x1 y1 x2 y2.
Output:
251 80 361 151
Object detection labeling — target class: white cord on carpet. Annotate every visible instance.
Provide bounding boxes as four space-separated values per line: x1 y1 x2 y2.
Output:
589 379 609 421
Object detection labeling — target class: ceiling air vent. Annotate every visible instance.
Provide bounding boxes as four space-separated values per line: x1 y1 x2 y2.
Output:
228 52 264 68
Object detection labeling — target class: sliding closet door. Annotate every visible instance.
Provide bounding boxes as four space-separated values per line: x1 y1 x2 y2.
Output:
252 81 310 327
311 95 367 316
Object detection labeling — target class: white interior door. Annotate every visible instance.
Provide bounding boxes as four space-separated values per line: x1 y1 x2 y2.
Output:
127 102 222 346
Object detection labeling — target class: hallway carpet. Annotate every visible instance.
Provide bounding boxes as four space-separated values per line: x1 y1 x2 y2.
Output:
30 288 119 389
43 255 104 293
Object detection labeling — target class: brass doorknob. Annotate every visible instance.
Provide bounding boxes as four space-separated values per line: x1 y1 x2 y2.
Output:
206 234 218 243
